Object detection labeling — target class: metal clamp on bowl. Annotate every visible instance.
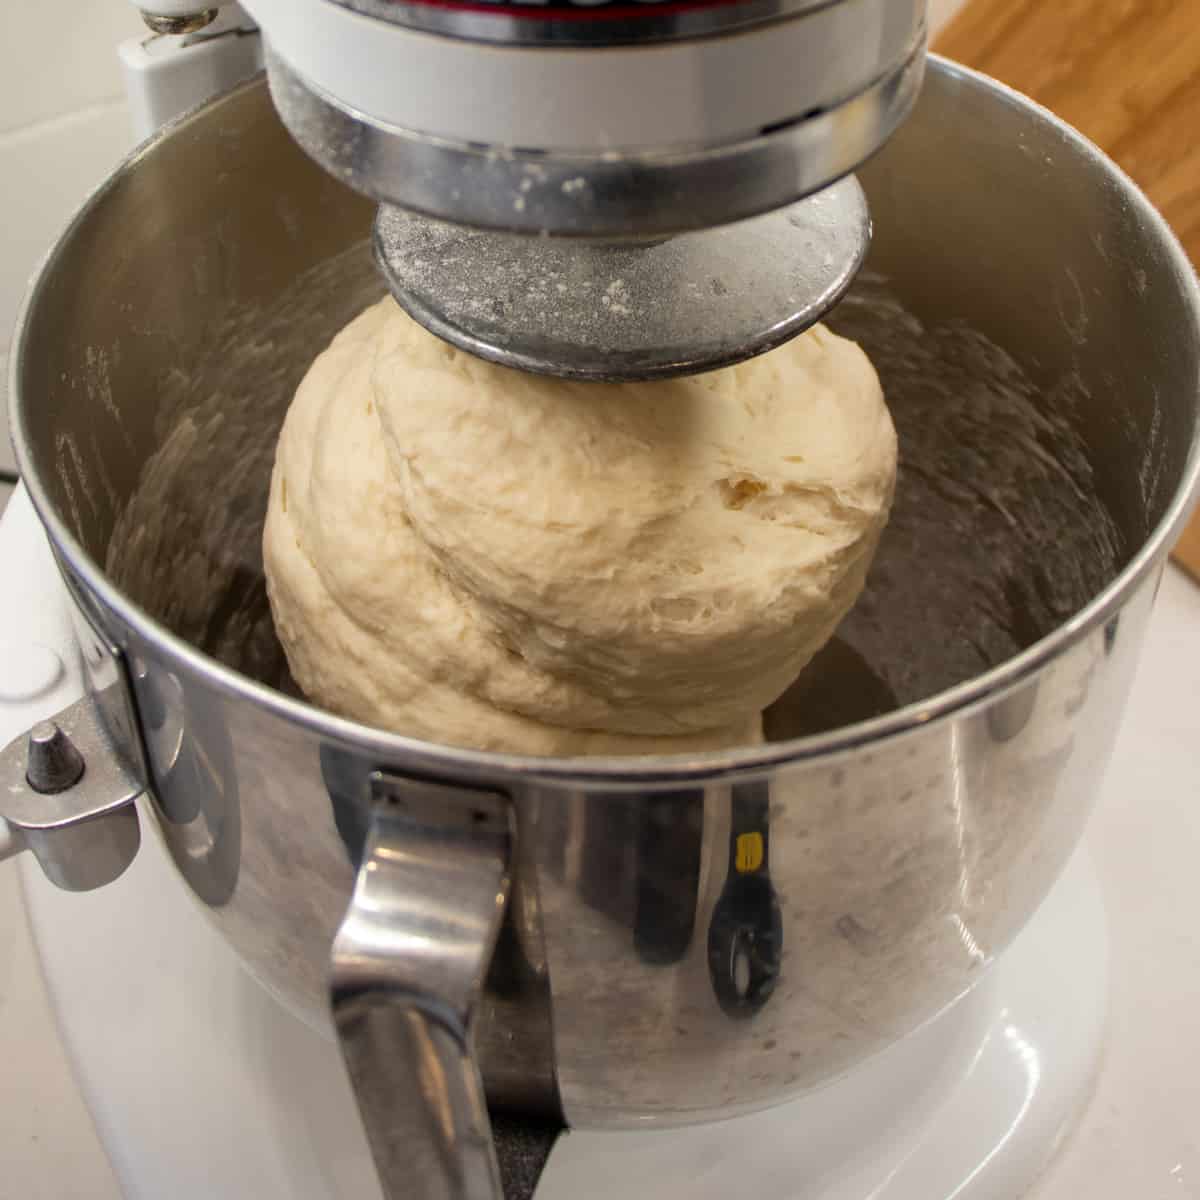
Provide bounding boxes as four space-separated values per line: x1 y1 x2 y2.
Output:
0 691 143 892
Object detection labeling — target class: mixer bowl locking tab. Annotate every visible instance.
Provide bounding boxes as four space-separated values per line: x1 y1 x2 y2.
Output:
0 618 144 893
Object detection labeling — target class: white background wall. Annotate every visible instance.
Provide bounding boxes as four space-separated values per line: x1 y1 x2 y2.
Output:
0 0 969 486
0 0 144 478
928 0 968 37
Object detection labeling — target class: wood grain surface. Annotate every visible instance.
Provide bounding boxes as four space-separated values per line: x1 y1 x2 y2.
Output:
935 0 1200 579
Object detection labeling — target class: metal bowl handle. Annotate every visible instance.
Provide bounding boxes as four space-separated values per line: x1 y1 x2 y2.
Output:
331 772 514 1200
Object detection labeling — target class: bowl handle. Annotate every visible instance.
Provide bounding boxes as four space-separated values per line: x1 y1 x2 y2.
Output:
331 772 513 1200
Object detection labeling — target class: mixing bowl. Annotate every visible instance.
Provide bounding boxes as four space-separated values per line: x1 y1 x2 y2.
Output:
4 56 1199 1200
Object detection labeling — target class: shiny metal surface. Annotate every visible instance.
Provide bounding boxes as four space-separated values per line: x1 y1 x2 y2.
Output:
0 694 142 891
140 8 219 35
332 778 513 1199
9 57 1200 1150
373 180 870 380
25 721 86 793
264 35 924 237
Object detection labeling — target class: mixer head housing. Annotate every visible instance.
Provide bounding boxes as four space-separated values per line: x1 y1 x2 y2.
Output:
237 0 928 377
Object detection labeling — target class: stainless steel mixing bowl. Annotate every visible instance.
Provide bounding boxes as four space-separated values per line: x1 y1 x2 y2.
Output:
5 57 1200 1200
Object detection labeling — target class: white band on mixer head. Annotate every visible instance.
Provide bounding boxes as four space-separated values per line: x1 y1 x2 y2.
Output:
241 0 924 151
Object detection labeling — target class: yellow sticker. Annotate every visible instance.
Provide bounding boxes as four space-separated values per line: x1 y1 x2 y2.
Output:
735 832 764 873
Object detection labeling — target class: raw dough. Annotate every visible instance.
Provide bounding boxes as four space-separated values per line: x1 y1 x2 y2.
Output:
263 297 896 755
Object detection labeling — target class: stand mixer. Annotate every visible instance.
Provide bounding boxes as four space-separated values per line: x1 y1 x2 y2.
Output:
3 5 1200 1200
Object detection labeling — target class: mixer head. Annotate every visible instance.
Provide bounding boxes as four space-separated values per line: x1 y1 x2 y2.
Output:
242 0 928 379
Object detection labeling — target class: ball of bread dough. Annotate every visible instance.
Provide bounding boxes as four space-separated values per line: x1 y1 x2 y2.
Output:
263 297 895 755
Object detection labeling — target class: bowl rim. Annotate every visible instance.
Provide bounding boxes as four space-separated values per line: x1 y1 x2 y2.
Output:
12 56 1200 785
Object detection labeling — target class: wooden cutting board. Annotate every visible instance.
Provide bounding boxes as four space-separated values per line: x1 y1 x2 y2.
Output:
935 0 1200 580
